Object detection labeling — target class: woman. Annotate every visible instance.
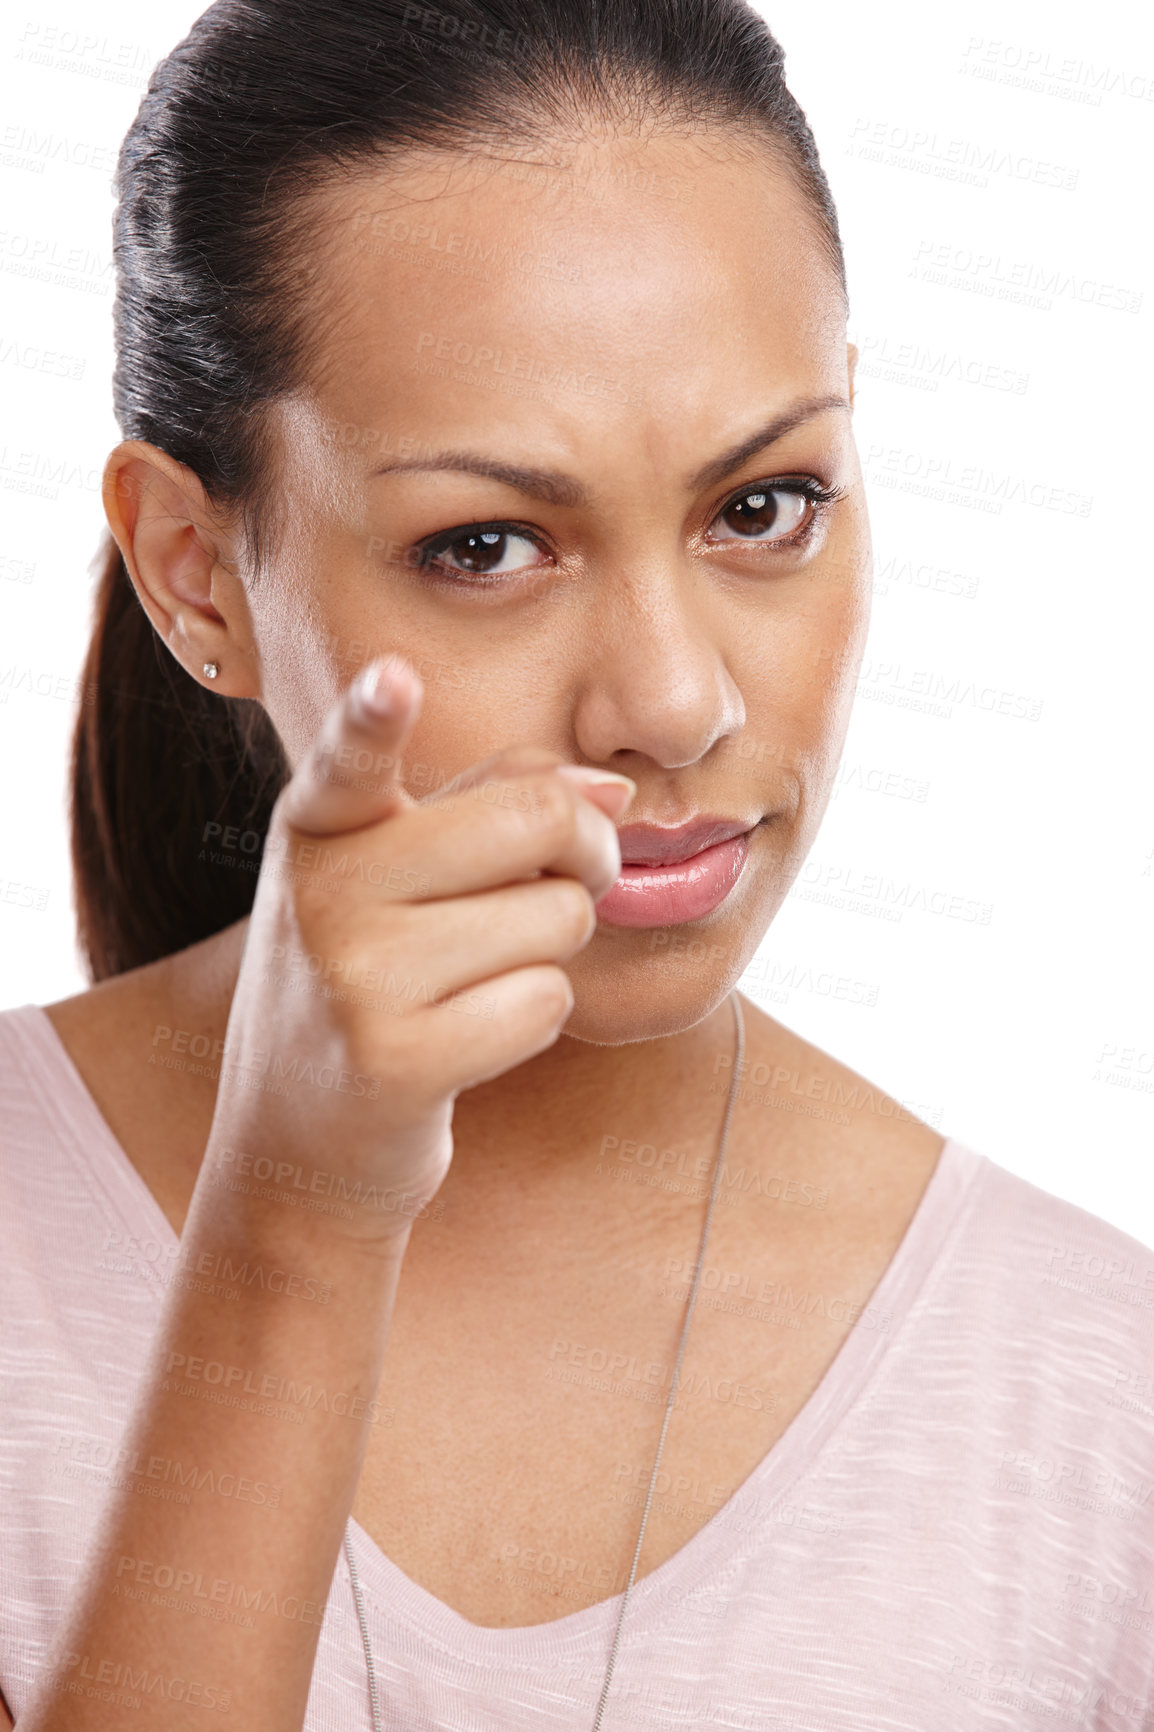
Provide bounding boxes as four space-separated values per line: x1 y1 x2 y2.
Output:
2 0 1151 1726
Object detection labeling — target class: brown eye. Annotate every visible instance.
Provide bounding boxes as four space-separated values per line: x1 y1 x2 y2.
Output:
420 527 545 578
711 488 810 543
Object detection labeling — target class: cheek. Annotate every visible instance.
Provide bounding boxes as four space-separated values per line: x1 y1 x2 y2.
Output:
245 541 384 771
741 602 860 743
400 700 495 798
729 556 869 791
793 532 872 722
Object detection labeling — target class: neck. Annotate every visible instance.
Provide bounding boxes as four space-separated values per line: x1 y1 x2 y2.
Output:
158 918 740 1205
449 994 738 1196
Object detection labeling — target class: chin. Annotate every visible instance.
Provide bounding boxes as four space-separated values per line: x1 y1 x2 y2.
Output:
559 838 791 1044
558 924 760 1047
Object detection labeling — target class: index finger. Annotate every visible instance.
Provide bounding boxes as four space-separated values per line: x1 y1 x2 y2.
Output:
276 656 423 837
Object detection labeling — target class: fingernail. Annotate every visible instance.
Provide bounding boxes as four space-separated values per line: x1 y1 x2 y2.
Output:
551 765 634 810
555 766 637 797
355 658 411 718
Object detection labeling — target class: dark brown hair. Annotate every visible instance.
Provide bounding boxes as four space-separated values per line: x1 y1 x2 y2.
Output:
73 0 847 981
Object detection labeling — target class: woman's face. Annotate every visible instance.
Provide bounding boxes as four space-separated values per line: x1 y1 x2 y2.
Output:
240 130 869 1044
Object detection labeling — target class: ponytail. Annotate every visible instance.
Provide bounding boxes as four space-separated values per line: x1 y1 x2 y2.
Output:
70 532 288 981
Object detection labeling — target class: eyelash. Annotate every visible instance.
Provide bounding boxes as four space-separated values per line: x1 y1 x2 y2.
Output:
410 475 848 587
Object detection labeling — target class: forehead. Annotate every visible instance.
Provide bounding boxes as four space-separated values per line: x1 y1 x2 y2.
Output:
287 130 846 475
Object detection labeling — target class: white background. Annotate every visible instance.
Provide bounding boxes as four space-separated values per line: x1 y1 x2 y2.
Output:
1 0 1151 1239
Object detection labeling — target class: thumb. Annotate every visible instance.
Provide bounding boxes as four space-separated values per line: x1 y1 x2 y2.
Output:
276 655 424 837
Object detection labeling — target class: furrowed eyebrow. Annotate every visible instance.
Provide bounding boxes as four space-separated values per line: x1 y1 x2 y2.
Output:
371 453 585 508
687 395 850 492
369 395 850 508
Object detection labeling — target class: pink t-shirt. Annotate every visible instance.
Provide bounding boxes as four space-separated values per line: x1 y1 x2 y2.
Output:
2 1000 1153 1729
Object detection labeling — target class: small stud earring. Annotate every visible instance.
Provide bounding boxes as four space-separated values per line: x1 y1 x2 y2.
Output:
203 661 221 680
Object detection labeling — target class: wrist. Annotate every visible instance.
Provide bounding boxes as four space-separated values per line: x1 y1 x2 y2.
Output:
187 1148 420 1270
194 1125 445 1245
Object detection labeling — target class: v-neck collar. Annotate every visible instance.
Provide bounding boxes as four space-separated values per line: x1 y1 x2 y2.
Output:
341 1133 984 1664
14 1000 986 1665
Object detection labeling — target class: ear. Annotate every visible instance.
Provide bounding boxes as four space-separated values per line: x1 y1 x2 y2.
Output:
102 440 262 700
846 342 858 410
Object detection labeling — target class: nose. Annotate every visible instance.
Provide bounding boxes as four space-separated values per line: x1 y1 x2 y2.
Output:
569 561 745 771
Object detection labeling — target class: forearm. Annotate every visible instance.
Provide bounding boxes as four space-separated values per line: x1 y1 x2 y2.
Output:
18 1151 409 1732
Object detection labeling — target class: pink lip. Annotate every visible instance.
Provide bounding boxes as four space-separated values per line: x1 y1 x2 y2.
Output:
595 817 757 929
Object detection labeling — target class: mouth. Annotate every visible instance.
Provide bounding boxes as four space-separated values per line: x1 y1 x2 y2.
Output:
595 815 760 930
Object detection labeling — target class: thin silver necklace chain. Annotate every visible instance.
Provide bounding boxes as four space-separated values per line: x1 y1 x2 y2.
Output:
343 990 746 1732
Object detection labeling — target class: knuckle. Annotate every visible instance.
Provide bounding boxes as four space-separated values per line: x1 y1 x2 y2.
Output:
533 964 574 1022
372 1016 443 1088
527 774 578 844
495 745 564 777
548 880 596 947
269 781 303 835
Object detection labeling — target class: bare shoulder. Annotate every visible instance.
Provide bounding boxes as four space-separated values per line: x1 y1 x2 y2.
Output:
42 918 247 1063
733 991 947 1219
43 952 173 1070
39 921 248 1234
736 990 945 1151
